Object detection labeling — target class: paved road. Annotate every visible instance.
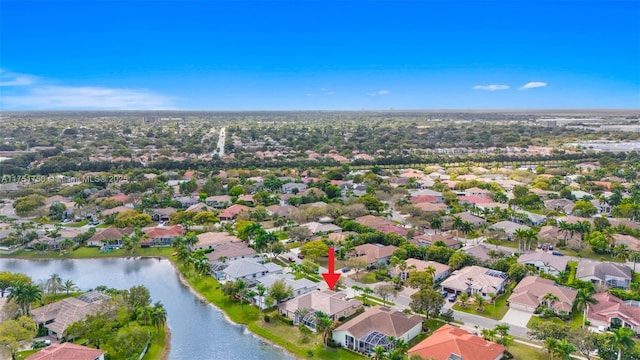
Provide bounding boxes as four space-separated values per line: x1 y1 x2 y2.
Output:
0 201 16 218
216 127 226 158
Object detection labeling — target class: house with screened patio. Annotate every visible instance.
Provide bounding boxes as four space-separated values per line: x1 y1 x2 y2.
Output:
332 306 422 354
278 290 362 330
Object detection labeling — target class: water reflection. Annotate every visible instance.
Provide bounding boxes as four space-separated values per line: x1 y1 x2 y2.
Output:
0 258 294 360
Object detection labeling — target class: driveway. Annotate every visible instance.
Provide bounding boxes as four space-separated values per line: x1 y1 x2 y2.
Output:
501 308 533 328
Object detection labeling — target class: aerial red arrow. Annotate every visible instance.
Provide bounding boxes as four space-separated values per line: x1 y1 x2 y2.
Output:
322 247 341 290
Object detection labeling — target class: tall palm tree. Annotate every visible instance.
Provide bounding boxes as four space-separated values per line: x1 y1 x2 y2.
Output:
629 251 640 272
544 337 559 360
256 283 267 311
430 217 442 234
151 301 167 329
460 221 473 246
313 311 333 347
613 244 630 262
514 228 528 254
47 273 62 294
574 289 598 328
608 327 635 360
294 307 310 325
8 281 42 315
452 216 463 241
474 293 486 312
63 279 77 295
542 292 560 310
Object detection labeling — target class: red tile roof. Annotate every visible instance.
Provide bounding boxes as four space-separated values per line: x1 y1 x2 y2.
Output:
144 225 185 238
408 324 505 360
26 342 105 360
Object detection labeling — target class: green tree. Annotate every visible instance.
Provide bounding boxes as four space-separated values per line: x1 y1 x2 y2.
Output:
63 279 77 295
0 272 31 298
268 279 294 304
8 281 42 316
609 326 634 360
409 287 444 319
507 263 528 282
151 301 167 329
300 240 328 261
0 315 37 359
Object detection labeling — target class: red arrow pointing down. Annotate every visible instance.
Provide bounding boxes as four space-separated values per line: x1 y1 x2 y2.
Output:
322 247 341 290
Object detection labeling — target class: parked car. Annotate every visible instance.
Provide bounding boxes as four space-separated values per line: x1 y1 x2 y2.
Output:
440 290 448 297
448 294 457 302
552 251 563 256
341 267 350 273
297 254 305 259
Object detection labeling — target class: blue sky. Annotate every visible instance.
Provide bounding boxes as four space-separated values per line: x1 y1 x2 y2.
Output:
1 0 639 110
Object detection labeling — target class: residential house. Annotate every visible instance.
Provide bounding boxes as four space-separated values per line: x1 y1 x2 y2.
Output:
26 343 105 360
464 244 514 264
409 195 442 204
205 195 233 209
413 202 447 214
237 194 255 205
282 182 308 194
517 252 568 275
411 233 461 249
587 293 640 334
458 196 494 206
408 189 444 202
354 243 399 268
278 290 362 327
87 227 133 247
408 324 506 360
142 225 185 247
591 199 613 215
544 198 575 214
254 273 317 308
30 292 110 339
174 196 199 208
185 203 215 213
32 228 83 251
100 205 134 217
206 242 257 262
488 221 531 240
576 261 632 289
508 276 577 314
465 187 491 198
440 265 508 298
511 210 546 226
218 204 250 222
300 222 342 234
221 258 283 282
193 232 242 251
450 212 486 226
538 225 581 244
298 188 326 198
390 259 451 283
266 204 296 218
150 207 177 222
332 307 422 354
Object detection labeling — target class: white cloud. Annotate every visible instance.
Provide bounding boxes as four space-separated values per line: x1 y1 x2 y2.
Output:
324 91 335 96
472 84 509 91
519 81 547 90
0 69 37 87
0 69 176 110
367 90 391 96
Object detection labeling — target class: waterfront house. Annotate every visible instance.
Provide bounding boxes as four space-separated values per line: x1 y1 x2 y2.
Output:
87 227 133 247
278 290 362 328
30 292 110 339
332 306 422 354
142 225 185 247
205 242 257 262
222 258 283 282
192 232 242 251
26 342 105 360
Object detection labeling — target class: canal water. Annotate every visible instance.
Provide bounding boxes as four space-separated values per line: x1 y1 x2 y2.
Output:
0 258 295 360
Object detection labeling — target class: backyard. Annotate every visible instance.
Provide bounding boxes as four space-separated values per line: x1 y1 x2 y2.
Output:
452 284 515 320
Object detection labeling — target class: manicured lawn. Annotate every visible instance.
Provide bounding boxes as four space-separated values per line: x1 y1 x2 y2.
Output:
527 311 583 330
315 257 347 271
560 248 624 263
351 272 379 284
485 239 518 249
64 220 88 227
354 295 395 307
178 262 365 360
508 341 548 360
96 223 109 229
1 246 175 259
15 349 39 359
453 284 514 320
143 325 167 360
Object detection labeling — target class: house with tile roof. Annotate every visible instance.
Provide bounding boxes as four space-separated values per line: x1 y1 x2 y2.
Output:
518 252 568 275
26 342 105 360
489 221 531 240
193 232 242 251
411 233 461 249
206 242 257 262
508 276 577 314
205 195 233 209
218 204 251 221
221 258 283 282
408 324 506 360
253 273 317 308
278 290 362 327
87 227 133 247
463 244 514 264
354 243 399 268
332 307 422 354
30 292 109 339
142 225 185 247
390 259 451 283
300 222 342 234
440 266 507 299
587 293 640 334
576 261 631 289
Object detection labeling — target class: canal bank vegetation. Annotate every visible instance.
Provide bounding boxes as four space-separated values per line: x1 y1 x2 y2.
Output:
0 246 175 259
175 260 365 360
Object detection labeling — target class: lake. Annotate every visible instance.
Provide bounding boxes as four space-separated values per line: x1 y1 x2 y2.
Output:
0 258 295 360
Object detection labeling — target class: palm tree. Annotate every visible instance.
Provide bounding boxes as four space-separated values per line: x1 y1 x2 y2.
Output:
63 279 77 295
313 311 333 346
373 346 386 360
613 244 630 262
430 217 442 234
553 339 576 360
514 228 528 254
46 273 63 294
482 328 496 342
362 286 374 306
544 337 559 360
630 251 640 272
608 327 635 360
151 301 167 329
459 292 469 307
256 283 267 311
460 221 473 246
452 216 463 240
574 289 598 328
8 281 42 315
136 305 153 326
541 292 560 310
474 293 486 312
352 285 363 298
